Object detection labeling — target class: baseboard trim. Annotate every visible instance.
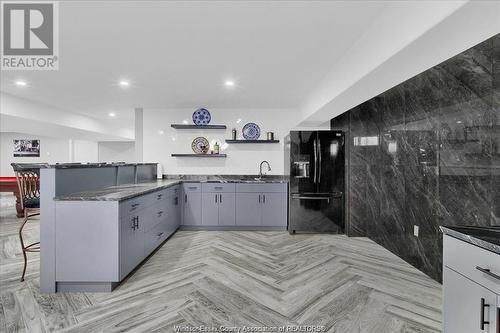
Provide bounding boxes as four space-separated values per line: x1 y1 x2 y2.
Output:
179 225 287 231
56 281 118 292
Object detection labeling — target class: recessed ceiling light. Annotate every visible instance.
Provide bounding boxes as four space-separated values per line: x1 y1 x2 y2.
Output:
158 130 164 135
15 80 27 87
108 112 116 117
456 120 463 124
119 80 130 87
224 80 235 87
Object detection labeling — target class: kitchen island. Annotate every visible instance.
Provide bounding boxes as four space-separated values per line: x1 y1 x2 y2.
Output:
40 164 288 293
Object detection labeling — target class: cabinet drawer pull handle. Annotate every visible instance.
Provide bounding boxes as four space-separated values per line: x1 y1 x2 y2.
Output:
480 298 490 330
476 266 500 281
132 216 139 230
157 232 164 237
157 194 163 199
214 186 223 190
157 211 164 216
188 186 197 190
131 203 140 207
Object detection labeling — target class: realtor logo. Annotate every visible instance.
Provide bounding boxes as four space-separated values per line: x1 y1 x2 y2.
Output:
1 1 59 70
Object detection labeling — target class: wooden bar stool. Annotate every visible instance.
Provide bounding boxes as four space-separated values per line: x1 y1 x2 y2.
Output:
11 164 41 282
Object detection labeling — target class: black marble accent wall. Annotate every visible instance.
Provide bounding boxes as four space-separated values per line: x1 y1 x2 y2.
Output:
331 34 500 282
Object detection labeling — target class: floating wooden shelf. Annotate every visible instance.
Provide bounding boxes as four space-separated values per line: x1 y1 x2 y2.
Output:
171 124 227 129
225 140 280 144
171 154 227 158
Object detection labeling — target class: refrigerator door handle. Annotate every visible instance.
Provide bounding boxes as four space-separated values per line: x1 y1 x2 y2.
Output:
318 140 322 183
313 139 317 183
292 195 330 203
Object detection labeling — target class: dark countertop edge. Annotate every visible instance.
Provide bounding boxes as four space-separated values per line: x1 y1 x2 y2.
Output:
440 226 500 255
45 163 158 169
54 179 289 202
53 180 182 202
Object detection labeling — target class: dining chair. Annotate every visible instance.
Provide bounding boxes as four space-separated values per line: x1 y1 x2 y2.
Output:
11 163 42 282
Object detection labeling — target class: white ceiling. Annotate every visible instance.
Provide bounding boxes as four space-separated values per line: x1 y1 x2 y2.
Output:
1 0 498 137
0 0 385 126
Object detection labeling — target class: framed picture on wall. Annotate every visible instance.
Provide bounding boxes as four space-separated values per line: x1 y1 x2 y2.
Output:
13 139 40 157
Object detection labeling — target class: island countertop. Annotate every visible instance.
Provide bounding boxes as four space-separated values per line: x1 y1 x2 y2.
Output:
54 179 181 201
46 162 158 169
54 177 288 202
440 225 500 255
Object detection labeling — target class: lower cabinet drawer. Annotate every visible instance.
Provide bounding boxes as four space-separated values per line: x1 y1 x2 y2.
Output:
120 195 147 216
202 183 235 193
145 223 168 255
136 198 168 232
443 267 498 333
183 183 201 192
236 183 286 193
144 202 167 232
444 235 500 294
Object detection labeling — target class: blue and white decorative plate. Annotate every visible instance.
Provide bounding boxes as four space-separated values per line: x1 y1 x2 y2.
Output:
242 123 260 140
192 108 211 126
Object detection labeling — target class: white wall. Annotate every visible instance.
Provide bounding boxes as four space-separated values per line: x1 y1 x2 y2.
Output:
72 140 98 163
143 108 300 175
0 133 100 175
0 132 70 176
98 141 135 163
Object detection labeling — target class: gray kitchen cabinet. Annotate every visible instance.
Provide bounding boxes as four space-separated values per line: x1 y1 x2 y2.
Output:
55 185 182 292
120 213 145 279
442 235 500 333
55 201 120 283
145 187 181 256
443 267 498 333
182 184 202 226
218 193 236 226
145 200 167 232
235 184 288 227
236 193 262 226
202 192 236 226
202 192 219 225
261 192 287 226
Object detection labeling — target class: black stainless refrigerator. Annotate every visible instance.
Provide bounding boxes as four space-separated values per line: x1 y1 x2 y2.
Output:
286 131 345 234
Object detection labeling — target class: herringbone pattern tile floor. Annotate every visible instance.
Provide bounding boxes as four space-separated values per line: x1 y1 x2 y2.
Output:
0 195 442 332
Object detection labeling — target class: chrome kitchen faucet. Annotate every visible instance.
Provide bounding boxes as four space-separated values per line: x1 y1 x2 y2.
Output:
259 160 271 179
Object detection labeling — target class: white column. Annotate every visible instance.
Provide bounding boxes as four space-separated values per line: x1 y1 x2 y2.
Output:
134 107 143 162
68 139 74 162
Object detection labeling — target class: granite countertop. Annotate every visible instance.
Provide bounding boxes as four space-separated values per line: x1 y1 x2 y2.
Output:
54 180 181 201
47 163 157 169
441 225 500 255
164 174 288 183
54 177 288 202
